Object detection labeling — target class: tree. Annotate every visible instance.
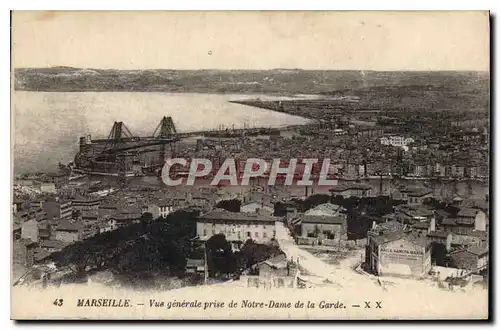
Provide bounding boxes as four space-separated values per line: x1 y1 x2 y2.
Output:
238 239 283 269
52 240 99 279
206 234 237 277
215 199 241 212
51 209 199 284
273 201 287 217
302 194 330 212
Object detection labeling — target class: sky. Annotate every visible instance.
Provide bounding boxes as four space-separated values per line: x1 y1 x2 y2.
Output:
12 11 490 71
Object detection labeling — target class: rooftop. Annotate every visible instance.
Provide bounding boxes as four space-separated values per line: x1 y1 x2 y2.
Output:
34 250 52 262
441 218 457 226
457 208 479 218
56 220 82 232
111 212 142 222
411 222 429 230
434 209 451 218
397 205 434 218
376 220 404 233
39 240 68 249
406 189 433 197
304 202 343 217
199 209 278 223
301 215 346 225
259 254 288 269
466 245 488 256
450 245 488 257
373 231 429 247
329 183 372 192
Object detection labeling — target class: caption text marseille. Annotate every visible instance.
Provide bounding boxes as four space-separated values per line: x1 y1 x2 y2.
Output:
161 158 340 186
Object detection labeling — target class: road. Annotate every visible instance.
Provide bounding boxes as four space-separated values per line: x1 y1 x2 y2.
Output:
275 221 368 288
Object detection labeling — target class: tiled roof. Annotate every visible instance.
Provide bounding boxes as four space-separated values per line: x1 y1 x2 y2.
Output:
457 208 479 218
434 209 451 218
411 222 429 230
467 246 488 256
199 209 278 223
376 220 404 233
39 240 68 249
34 250 52 262
372 232 404 245
260 254 288 269
301 215 346 225
441 218 457 226
305 203 342 217
56 220 82 232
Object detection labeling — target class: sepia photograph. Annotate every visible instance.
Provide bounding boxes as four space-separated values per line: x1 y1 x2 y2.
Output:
10 10 490 320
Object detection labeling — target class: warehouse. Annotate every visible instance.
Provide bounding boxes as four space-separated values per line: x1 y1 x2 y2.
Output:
365 232 432 278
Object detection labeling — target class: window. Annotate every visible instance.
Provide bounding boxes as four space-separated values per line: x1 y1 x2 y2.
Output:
203 229 207 236
247 232 251 238
255 232 259 238
263 232 267 238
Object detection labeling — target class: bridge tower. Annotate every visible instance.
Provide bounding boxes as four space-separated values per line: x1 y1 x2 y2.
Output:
105 121 137 186
152 116 178 166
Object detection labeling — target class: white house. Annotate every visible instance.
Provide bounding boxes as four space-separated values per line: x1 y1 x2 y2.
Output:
380 136 415 148
241 200 274 215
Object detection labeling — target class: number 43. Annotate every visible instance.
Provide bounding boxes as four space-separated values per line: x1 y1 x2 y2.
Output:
53 299 63 306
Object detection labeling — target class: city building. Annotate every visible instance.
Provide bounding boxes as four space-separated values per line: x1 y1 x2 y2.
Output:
241 200 274 215
54 220 83 243
21 219 40 242
144 202 176 219
329 184 372 198
185 259 205 276
426 231 452 251
196 209 278 250
104 210 143 231
14 239 38 267
12 224 21 241
39 240 68 253
395 205 435 224
43 199 73 220
304 202 344 217
380 136 415 147
255 254 298 288
300 215 347 241
457 208 487 232
71 197 101 212
39 182 56 194
449 246 489 274
441 209 487 236
365 232 432 278
405 189 433 205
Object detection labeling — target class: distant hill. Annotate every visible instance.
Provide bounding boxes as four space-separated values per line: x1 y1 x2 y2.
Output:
14 67 489 97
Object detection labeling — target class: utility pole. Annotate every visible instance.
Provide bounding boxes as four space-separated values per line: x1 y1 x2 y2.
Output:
204 241 208 285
